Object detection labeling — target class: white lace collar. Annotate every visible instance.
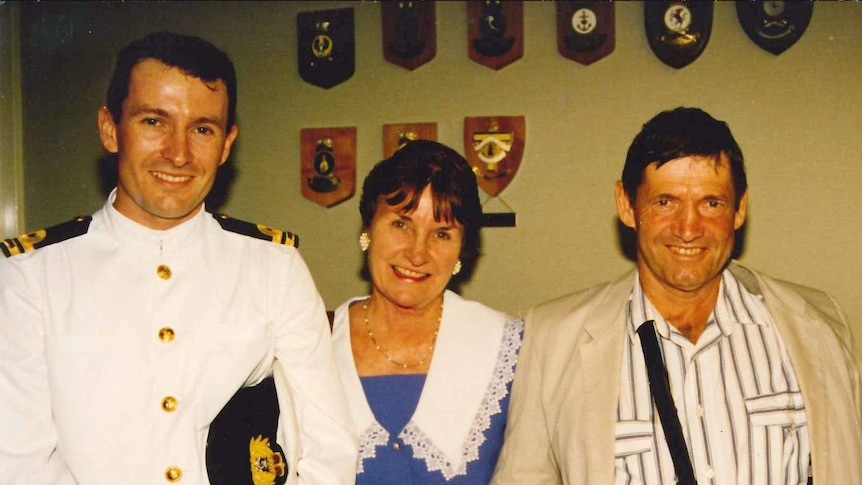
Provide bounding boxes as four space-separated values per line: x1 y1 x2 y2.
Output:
332 290 522 480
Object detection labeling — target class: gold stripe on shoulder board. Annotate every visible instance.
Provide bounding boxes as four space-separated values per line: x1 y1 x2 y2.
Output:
257 224 297 248
1 229 47 257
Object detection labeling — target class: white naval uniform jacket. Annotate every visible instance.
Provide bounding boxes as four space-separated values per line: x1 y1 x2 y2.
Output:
0 196 357 485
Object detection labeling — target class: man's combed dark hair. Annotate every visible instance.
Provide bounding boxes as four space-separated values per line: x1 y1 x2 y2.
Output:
622 107 748 208
106 32 237 129
359 140 483 270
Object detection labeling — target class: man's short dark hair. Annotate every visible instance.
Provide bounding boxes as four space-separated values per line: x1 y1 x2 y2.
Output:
106 32 237 129
622 107 748 208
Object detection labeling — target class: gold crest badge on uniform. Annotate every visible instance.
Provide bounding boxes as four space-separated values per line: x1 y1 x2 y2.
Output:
381 1 436 71
300 127 356 208
206 377 286 485
557 1 615 66
737 1 813 56
297 8 355 89
249 436 286 485
645 1 713 69
467 0 523 70
464 116 525 227
382 123 438 159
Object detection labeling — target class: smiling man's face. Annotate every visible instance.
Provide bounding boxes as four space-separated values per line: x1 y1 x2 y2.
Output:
98 58 238 230
616 154 748 299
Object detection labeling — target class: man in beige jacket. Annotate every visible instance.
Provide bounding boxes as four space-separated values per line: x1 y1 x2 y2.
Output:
493 107 862 484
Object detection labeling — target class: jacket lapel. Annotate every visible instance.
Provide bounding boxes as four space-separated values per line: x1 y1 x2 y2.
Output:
578 272 634 482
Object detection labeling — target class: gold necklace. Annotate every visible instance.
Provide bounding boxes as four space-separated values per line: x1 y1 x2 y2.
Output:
363 299 442 369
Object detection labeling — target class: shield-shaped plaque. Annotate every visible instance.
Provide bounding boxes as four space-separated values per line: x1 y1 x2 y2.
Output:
297 8 355 89
300 127 356 208
737 1 813 56
382 1 436 70
382 123 438 159
467 1 523 71
463 116 525 197
645 1 713 69
557 1 615 66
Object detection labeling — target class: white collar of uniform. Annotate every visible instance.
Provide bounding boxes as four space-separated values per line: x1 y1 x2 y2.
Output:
333 290 513 478
101 187 208 255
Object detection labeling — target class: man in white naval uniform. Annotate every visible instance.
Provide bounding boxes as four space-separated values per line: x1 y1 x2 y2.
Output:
0 32 357 484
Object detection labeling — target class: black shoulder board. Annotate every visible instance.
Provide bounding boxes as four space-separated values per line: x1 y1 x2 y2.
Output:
1 215 92 258
213 213 299 249
206 376 288 485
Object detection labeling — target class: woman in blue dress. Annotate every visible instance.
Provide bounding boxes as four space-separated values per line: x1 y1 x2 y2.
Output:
332 140 523 484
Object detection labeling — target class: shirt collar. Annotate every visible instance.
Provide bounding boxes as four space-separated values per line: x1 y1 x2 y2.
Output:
626 269 765 343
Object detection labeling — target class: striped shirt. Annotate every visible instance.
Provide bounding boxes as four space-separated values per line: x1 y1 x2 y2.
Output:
614 270 809 485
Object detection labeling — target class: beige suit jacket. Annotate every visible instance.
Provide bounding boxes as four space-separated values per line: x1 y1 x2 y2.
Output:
492 261 862 484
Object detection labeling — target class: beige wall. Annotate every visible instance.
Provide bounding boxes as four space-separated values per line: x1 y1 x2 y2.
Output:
15 2 862 364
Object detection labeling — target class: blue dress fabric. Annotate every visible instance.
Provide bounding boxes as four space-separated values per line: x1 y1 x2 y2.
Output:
357 374 513 485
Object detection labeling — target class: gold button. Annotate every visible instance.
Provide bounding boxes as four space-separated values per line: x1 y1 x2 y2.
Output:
161 396 178 412
156 264 172 280
393 441 401 451
158 327 175 343
165 466 182 482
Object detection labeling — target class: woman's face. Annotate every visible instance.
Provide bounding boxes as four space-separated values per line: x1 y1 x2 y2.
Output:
367 186 463 312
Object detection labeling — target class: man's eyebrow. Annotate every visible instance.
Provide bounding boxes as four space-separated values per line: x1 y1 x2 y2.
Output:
193 116 225 126
127 107 224 126
128 106 169 118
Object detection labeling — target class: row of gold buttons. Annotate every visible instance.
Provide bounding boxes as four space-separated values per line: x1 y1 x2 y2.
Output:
157 266 179 481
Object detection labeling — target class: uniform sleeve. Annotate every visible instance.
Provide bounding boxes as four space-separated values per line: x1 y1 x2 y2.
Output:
270 250 358 485
0 259 75 484
491 308 562 485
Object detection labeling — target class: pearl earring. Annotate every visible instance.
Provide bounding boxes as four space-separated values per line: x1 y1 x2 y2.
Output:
359 233 370 252
452 260 462 276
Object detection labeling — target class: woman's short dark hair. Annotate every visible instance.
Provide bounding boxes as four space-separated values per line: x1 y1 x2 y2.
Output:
622 107 747 208
106 32 237 129
359 140 483 268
